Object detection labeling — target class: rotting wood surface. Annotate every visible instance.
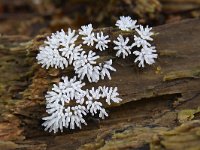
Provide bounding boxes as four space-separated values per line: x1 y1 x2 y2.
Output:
0 19 200 150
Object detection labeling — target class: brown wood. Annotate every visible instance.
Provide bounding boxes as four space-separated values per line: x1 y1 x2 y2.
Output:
0 19 200 150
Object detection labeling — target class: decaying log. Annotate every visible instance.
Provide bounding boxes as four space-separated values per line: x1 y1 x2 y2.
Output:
0 19 200 150
160 0 200 13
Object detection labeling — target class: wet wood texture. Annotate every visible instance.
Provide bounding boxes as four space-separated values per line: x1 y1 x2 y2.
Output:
0 19 200 150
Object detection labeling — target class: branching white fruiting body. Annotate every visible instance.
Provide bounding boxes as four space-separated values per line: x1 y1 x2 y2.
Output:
113 35 132 58
115 16 158 67
42 76 122 133
79 24 96 46
95 32 110 51
115 16 138 31
37 16 158 133
36 29 80 69
132 25 157 67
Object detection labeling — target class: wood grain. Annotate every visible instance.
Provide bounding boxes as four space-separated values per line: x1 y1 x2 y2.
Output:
0 19 200 150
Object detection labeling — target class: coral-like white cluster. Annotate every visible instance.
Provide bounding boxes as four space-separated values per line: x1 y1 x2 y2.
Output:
113 35 132 59
115 16 158 67
132 35 150 48
73 51 116 82
37 29 116 83
36 29 80 69
133 46 158 68
95 32 110 51
132 25 157 67
36 46 68 69
115 16 138 31
37 16 158 133
79 24 110 51
79 24 96 46
135 25 153 41
73 50 100 82
42 76 121 133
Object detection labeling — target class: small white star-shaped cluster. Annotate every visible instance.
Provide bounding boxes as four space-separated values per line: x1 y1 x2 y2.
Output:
114 16 158 67
79 24 110 51
95 32 110 51
79 24 96 46
115 16 138 31
113 35 132 59
42 76 122 133
132 25 158 67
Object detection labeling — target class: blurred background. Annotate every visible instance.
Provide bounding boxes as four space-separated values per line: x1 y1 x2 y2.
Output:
0 0 199 36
